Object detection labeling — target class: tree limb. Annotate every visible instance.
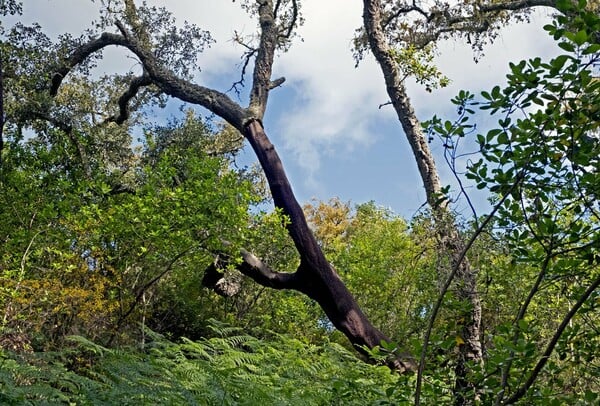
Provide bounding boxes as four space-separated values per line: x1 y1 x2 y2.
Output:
243 119 322 261
248 0 278 119
269 77 285 89
238 248 299 289
479 0 557 12
279 0 299 40
203 243 300 292
380 0 560 50
108 73 152 124
51 29 247 129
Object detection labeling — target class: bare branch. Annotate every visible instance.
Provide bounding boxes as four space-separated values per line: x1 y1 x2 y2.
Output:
238 248 299 289
229 33 258 97
273 0 283 19
248 0 278 119
203 240 299 292
383 1 428 29
269 76 285 89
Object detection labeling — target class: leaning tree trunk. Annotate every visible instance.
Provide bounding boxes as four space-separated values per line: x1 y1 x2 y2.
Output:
47 0 416 372
240 119 415 372
362 0 483 403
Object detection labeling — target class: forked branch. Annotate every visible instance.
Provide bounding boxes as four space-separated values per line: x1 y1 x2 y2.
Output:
109 73 152 124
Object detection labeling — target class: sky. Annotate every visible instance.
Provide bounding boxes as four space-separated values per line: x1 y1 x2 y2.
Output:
8 1 561 219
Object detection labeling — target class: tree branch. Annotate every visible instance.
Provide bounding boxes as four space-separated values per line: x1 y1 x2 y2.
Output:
228 33 258 97
269 76 286 89
51 29 247 129
108 73 152 124
383 1 428 29
479 0 557 12
248 0 277 119
279 0 299 40
418 0 558 48
203 240 300 293
243 119 322 262
238 248 299 289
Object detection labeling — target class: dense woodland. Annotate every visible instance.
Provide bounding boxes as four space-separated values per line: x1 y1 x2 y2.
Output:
0 0 599 404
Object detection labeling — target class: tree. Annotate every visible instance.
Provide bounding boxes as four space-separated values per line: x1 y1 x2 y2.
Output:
3 1 597 403
2 0 415 371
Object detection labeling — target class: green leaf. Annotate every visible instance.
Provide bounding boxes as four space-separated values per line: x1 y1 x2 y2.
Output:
551 54 569 71
583 43 600 54
558 41 575 52
572 29 588 45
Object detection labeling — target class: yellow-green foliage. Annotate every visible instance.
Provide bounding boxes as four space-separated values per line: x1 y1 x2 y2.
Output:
389 44 450 92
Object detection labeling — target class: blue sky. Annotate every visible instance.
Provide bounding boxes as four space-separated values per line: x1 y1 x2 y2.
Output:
11 1 561 219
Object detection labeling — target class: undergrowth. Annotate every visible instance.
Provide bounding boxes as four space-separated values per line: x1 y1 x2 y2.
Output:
0 321 413 405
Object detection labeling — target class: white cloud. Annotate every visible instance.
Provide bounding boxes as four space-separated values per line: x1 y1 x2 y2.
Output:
271 1 393 179
266 3 560 192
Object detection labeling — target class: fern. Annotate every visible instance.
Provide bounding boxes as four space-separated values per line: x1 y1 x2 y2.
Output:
0 326 415 405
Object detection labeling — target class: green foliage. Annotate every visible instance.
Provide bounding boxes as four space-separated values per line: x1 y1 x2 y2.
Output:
0 324 413 405
0 108 262 347
423 2 600 402
2 2 599 404
305 200 439 348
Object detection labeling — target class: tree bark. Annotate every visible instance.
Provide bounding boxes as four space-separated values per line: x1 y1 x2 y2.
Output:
362 0 483 403
242 119 416 372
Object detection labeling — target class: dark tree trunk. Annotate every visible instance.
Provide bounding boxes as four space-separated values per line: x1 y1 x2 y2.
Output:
241 119 416 372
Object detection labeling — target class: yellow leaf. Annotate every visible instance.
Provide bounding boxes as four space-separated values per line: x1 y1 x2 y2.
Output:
455 336 465 346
